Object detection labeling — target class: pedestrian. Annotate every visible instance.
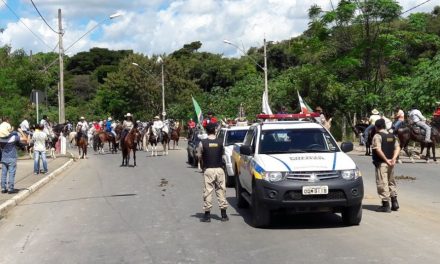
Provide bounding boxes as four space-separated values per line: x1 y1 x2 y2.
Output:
198 123 229 222
372 119 400 212
0 131 21 194
32 124 48 175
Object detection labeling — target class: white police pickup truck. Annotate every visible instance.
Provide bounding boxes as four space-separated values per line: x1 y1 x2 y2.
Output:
216 125 249 187
232 113 363 227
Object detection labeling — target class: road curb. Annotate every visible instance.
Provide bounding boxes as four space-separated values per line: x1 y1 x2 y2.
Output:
0 158 74 218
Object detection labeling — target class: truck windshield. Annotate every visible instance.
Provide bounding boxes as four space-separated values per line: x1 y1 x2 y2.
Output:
259 128 338 154
225 130 248 146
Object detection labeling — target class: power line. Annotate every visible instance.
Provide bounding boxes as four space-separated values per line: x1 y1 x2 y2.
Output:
401 0 433 16
0 0 53 50
29 0 58 34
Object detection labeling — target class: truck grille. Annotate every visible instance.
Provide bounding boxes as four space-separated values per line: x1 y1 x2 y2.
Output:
286 171 340 181
284 190 346 201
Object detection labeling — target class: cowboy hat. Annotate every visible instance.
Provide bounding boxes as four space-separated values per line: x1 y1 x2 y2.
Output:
108 117 112 121
80 116 85 120
126 113 132 117
371 109 379 115
154 116 160 119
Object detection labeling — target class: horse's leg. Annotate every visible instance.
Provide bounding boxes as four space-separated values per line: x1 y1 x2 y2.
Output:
133 149 136 167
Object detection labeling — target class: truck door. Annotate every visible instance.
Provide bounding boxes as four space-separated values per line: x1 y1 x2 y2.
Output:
241 127 257 192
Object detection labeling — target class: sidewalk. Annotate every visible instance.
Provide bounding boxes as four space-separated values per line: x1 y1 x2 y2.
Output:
0 154 74 218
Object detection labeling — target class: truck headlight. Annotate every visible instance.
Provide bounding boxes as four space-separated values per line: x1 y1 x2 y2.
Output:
263 172 284 182
340 169 362 180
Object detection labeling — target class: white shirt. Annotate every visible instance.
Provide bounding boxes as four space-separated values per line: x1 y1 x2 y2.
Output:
20 120 30 131
409 109 425 123
123 120 134 130
153 120 163 130
32 130 48 152
76 121 89 132
369 114 381 125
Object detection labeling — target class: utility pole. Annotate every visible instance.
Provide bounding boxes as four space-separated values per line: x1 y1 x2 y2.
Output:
161 61 165 121
58 9 65 124
263 38 268 96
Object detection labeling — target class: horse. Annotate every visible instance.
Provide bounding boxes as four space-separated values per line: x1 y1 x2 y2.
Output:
147 124 169 156
68 131 77 147
397 118 439 163
142 124 151 151
170 120 181 149
93 131 117 154
121 127 139 167
76 130 88 159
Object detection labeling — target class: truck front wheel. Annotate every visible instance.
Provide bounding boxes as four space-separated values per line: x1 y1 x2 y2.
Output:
342 203 362 226
235 172 248 208
251 185 270 228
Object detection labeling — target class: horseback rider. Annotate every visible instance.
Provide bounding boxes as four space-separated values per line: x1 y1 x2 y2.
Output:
40 115 52 140
409 106 432 143
19 117 31 136
202 111 218 128
76 116 89 143
364 109 381 144
121 113 135 144
105 117 112 133
391 106 405 133
152 116 164 142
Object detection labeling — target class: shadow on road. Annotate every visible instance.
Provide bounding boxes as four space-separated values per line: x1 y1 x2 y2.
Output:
226 197 347 229
362 204 380 212
191 212 223 222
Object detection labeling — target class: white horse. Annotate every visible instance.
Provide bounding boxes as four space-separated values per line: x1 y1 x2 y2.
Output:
68 131 77 147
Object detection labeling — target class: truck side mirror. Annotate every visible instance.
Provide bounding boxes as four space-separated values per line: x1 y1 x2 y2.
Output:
240 145 252 156
340 142 353 153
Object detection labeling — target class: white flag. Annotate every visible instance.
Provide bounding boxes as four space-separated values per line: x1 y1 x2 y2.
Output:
262 90 273 115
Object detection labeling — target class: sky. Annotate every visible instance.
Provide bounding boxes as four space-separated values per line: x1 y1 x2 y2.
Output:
0 0 438 57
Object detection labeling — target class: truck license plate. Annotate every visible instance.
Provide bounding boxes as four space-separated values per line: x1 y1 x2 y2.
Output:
302 186 328 195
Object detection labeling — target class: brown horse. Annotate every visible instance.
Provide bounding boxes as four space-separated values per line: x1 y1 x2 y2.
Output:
76 131 88 159
93 131 117 154
121 128 139 166
170 121 181 149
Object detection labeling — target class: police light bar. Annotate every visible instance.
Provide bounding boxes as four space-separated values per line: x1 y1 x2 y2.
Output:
257 112 320 120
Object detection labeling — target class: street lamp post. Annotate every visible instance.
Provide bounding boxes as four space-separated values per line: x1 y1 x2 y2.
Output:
57 10 122 123
157 56 165 121
223 38 268 95
132 59 166 121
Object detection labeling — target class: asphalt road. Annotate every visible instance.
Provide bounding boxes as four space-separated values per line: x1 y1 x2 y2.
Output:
0 143 439 264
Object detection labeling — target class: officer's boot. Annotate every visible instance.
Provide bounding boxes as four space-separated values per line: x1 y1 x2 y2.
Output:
376 201 391 213
391 197 399 211
221 209 229 222
201 211 211 222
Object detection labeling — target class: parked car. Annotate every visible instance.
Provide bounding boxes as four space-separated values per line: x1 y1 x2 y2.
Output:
216 125 249 187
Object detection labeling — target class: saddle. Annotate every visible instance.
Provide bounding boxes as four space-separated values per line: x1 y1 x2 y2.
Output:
410 124 433 136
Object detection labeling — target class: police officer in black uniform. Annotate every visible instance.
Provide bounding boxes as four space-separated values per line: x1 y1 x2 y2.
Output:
198 123 229 222
372 119 401 212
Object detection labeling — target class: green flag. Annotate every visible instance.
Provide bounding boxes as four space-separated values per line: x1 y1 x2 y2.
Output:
192 96 203 124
